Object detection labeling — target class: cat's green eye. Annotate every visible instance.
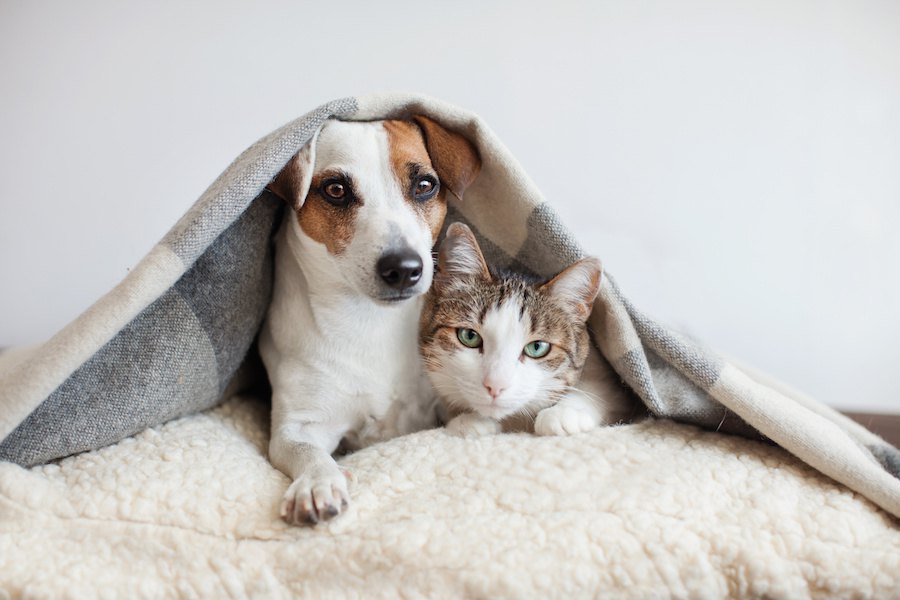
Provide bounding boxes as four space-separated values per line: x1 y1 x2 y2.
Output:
523 340 551 359
456 328 483 348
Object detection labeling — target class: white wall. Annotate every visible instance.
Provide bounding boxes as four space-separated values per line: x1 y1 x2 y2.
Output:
1 0 898 413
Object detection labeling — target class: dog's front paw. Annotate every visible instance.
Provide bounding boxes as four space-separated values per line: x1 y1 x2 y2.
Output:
280 466 351 526
534 404 597 436
446 413 501 437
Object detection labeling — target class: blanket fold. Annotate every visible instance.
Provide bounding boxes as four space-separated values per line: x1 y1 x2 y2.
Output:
1 92 898 520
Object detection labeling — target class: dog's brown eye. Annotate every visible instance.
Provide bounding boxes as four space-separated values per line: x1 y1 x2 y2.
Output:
414 176 439 201
321 178 354 206
417 180 433 194
325 182 345 199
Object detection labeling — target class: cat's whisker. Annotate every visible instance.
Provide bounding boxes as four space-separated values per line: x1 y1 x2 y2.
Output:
436 370 484 392
559 385 602 403
512 403 542 424
422 240 630 434
430 372 486 408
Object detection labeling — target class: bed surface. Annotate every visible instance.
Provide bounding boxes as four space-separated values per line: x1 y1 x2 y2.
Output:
1 394 896 598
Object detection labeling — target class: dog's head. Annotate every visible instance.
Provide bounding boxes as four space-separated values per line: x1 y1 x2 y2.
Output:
269 116 481 303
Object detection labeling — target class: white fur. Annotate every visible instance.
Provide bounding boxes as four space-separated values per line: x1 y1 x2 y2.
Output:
259 120 439 525
547 259 597 300
440 236 487 279
533 392 602 436
431 300 557 423
431 301 634 436
446 411 502 437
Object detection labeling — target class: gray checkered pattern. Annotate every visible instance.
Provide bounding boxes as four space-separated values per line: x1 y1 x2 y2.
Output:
0 94 897 519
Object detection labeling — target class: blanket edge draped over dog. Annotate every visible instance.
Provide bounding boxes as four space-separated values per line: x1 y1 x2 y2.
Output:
1 93 898 519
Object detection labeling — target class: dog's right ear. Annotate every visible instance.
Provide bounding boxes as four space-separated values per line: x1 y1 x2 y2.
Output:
437 222 491 285
413 116 481 201
266 128 320 210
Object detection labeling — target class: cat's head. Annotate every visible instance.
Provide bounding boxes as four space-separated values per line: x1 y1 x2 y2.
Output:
421 223 602 421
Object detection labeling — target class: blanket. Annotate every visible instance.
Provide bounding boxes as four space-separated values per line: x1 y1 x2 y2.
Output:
2 395 898 598
1 92 898 527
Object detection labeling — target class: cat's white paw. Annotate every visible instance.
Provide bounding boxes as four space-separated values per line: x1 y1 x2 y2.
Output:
447 413 502 437
280 465 351 526
534 404 598 436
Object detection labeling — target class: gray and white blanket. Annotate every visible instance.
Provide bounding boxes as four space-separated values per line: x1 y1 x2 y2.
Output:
1 93 898 519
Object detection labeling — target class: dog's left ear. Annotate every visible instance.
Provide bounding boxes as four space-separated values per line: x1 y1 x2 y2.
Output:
266 127 321 210
413 115 481 200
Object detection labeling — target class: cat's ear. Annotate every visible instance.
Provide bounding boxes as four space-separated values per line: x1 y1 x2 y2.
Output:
437 223 491 283
541 257 603 320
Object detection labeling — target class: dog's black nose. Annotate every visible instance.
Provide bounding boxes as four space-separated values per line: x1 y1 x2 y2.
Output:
377 249 423 290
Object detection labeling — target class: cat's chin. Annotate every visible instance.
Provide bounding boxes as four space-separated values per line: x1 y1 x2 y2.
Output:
470 402 521 420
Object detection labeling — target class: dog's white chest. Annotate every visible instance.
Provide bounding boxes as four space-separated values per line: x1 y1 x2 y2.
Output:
261 258 438 454
344 369 435 450
326 312 437 448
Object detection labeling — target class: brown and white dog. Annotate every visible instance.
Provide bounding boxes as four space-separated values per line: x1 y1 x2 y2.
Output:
259 116 480 525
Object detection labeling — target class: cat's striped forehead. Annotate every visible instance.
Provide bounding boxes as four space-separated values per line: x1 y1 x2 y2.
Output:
420 269 595 412
431 273 581 342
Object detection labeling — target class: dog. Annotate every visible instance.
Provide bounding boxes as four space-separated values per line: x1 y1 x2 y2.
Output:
259 115 481 525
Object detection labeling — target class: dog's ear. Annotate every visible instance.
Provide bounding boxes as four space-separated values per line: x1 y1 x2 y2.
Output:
540 257 603 321
413 115 481 201
266 128 320 210
437 222 491 285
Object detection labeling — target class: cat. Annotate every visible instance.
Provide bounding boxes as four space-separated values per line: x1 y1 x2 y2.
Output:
420 222 635 437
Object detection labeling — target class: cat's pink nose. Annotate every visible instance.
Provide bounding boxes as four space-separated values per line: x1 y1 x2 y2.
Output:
483 381 506 401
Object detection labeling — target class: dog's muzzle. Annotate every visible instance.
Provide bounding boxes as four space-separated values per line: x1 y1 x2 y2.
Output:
377 248 423 294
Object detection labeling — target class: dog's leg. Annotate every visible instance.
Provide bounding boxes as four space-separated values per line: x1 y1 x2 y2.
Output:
269 420 350 525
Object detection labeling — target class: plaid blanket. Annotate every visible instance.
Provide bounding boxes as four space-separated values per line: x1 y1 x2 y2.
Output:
1 93 898 519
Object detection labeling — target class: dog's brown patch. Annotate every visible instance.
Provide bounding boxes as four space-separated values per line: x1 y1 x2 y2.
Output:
412 116 481 201
297 170 358 255
294 118 481 255
383 120 448 240
267 154 300 207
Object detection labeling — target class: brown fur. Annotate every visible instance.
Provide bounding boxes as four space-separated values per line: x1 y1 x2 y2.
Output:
412 116 481 201
420 223 604 431
296 169 359 255
266 116 482 256
267 154 302 208
542 262 602 321
383 120 448 240
421 276 594 430
421 270 594 431
421 273 592 386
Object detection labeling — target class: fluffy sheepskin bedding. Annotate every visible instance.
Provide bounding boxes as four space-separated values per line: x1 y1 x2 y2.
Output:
1 394 897 599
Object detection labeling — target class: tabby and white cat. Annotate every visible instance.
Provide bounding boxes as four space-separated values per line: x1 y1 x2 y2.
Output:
420 223 634 437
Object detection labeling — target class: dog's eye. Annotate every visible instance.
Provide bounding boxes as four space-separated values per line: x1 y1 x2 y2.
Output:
414 176 439 201
325 182 345 199
321 178 353 206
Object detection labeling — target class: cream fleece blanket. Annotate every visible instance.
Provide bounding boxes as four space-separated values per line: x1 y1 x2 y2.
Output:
1 394 897 598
